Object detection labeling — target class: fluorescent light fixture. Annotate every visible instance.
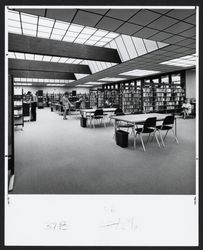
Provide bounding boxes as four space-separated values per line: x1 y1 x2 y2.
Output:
23 29 37 36
55 79 60 83
94 29 108 37
76 85 92 87
98 77 127 82
15 53 25 59
75 74 89 80
84 82 101 85
59 80 65 83
21 13 38 25
54 21 70 30
25 53 34 60
8 10 20 21
50 34 63 40
43 56 52 61
26 78 33 82
105 32 119 39
38 25 52 33
160 54 196 67
120 69 161 76
82 27 97 35
63 36 75 42
58 57 68 63
37 31 50 39
66 58 76 63
38 79 44 82
32 78 39 82
14 78 20 81
46 84 65 86
72 59 82 64
44 79 50 82
8 52 16 59
22 83 32 86
39 17 54 27
8 26 22 34
51 56 60 62
34 54 43 61
68 24 84 33
85 40 97 45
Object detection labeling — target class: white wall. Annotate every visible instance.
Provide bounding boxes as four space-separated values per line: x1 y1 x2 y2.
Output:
185 69 196 99
20 86 89 95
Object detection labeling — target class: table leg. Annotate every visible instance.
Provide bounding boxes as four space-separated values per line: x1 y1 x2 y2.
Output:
175 117 177 136
114 120 117 141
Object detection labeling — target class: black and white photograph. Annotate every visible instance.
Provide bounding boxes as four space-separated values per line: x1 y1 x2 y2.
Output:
4 5 199 246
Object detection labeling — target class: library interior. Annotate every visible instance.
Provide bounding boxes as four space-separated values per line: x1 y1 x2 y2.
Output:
7 7 197 194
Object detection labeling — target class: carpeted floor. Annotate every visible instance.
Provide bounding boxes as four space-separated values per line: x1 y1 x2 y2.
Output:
12 108 196 194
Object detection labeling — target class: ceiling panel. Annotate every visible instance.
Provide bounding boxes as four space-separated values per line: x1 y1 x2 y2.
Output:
148 16 178 30
106 9 140 21
116 23 142 35
163 35 186 44
46 9 77 22
84 9 109 15
164 21 194 34
147 9 171 14
149 31 172 41
95 16 123 31
133 27 158 39
14 8 46 16
73 10 102 26
184 14 196 25
165 9 195 20
129 10 161 26
179 27 196 38
176 38 195 46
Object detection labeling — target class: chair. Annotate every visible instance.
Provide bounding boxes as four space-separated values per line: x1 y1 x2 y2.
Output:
91 109 106 128
156 115 179 146
134 117 161 151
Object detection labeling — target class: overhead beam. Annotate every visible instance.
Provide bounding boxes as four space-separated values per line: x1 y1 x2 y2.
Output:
9 70 76 80
9 59 91 74
9 33 122 63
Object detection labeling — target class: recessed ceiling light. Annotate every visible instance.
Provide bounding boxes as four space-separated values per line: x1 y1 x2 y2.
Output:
98 77 127 82
43 56 52 61
160 54 196 67
34 54 43 61
77 85 92 87
51 56 60 62
8 52 16 59
25 53 34 60
120 69 161 76
15 52 25 59
84 82 101 85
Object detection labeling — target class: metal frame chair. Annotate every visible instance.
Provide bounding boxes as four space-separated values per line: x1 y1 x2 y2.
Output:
134 117 161 151
91 109 106 128
156 115 179 146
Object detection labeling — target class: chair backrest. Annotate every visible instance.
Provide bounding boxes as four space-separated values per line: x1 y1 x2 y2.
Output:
163 115 174 126
143 117 157 132
115 108 123 115
94 109 103 116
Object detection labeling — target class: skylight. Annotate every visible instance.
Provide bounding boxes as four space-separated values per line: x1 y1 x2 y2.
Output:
98 77 127 82
13 78 75 84
120 69 161 77
76 84 93 87
160 54 196 67
84 82 101 85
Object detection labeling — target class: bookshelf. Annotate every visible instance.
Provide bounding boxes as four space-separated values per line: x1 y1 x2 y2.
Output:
13 87 24 127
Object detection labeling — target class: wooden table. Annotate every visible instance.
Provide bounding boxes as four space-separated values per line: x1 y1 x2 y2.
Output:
111 113 177 148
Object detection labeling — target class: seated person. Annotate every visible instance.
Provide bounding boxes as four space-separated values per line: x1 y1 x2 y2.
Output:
182 99 192 119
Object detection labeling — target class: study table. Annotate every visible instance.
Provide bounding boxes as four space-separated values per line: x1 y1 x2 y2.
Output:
111 113 177 148
80 108 116 128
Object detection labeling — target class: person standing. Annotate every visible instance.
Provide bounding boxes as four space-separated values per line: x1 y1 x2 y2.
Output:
62 92 73 120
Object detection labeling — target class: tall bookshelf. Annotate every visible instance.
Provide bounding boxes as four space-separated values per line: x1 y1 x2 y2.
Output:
89 90 98 107
13 87 24 127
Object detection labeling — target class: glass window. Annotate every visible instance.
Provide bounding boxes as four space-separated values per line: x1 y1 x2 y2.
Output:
171 73 181 84
161 75 169 84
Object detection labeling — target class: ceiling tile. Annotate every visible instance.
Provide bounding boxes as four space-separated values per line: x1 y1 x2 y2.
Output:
106 9 140 21
164 21 194 34
46 9 77 22
129 10 161 26
96 16 123 31
174 47 193 53
15 8 46 16
185 43 196 49
147 9 171 14
184 14 196 25
176 38 195 46
133 27 159 39
148 16 178 30
73 10 102 26
149 31 172 41
163 35 186 44
84 9 109 15
116 22 142 35
165 9 195 20
179 27 196 38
